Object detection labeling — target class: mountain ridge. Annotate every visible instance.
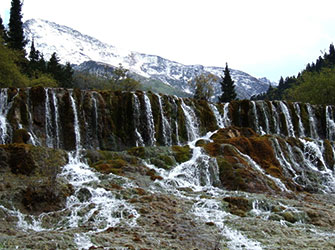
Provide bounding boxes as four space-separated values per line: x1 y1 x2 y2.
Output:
23 18 274 99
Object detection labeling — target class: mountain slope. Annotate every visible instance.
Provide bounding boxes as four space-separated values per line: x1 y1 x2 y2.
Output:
23 19 273 99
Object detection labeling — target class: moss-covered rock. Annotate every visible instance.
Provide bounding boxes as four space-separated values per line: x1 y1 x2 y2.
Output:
22 179 73 213
223 196 252 217
172 145 192 163
12 129 30 144
324 140 335 170
7 144 37 175
93 159 128 175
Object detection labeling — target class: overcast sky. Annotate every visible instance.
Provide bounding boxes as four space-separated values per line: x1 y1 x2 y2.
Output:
1 0 335 81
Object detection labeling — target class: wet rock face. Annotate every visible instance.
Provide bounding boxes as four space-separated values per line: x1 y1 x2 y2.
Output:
2 87 335 152
0 144 69 215
7 144 37 175
22 179 73 213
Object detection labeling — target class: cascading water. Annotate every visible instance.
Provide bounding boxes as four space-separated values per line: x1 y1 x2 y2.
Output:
133 93 144 147
294 103 305 137
232 146 289 192
52 89 61 148
299 139 335 192
271 138 300 185
143 93 156 146
91 92 100 149
0 89 10 144
26 88 40 146
306 104 319 139
144 131 264 249
270 102 281 135
251 101 262 134
260 102 270 134
279 102 295 137
210 103 225 128
223 102 231 128
156 94 172 145
180 99 199 141
3 87 335 248
326 106 335 140
69 91 82 155
45 88 54 148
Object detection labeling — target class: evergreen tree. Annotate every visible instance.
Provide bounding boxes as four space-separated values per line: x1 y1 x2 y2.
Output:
47 52 62 78
278 77 284 88
28 39 40 62
27 39 42 78
219 63 237 102
0 16 8 44
36 53 47 73
8 0 26 52
60 62 74 88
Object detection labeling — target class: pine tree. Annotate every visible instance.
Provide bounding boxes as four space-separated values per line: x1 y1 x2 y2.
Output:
60 62 74 88
28 39 40 62
27 39 42 78
8 0 26 52
47 52 62 76
219 63 237 102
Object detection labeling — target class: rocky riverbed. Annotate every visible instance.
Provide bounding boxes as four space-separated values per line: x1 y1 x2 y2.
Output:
1 133 335 249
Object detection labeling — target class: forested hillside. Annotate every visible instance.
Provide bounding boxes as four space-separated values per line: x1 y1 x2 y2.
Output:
253 44 335 105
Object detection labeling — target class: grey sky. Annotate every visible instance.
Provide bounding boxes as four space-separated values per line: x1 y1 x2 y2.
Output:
1 0 335 81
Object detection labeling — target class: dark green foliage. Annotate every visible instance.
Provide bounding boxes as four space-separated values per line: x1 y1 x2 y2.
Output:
28 39 39 63
0 37 29 87
46 52 74 88
0 15 8 43
8 0 26 52
253 43 335 104
219 63 237 103
288 68 335 105
60 62 74 88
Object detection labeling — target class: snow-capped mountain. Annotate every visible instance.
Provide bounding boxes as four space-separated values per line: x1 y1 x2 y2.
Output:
23 19 273 99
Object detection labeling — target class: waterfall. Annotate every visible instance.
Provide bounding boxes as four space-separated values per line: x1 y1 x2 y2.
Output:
180 99 199 141
172 97 180 145
0 89 10 144
60 154 139 232
156 94 172 145
299 139 335 192
294 103 305 137
279 102 295 137
45 89 54 147
69 91 81 155
91 92 100 149
145 131 262 249
51 89 61 148
223 103 231 128
326 106 335 140
143 93 156 146
260 102 270 134
192 199 263 250
306 104 319 139
210 103 225 128
271 138 299 184
270 102 281 135
233 146 289 192
251 101 262 134
133 93 144 147
25 89 39 146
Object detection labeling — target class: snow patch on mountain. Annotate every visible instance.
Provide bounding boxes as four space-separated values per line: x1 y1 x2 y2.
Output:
23 18 274 99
